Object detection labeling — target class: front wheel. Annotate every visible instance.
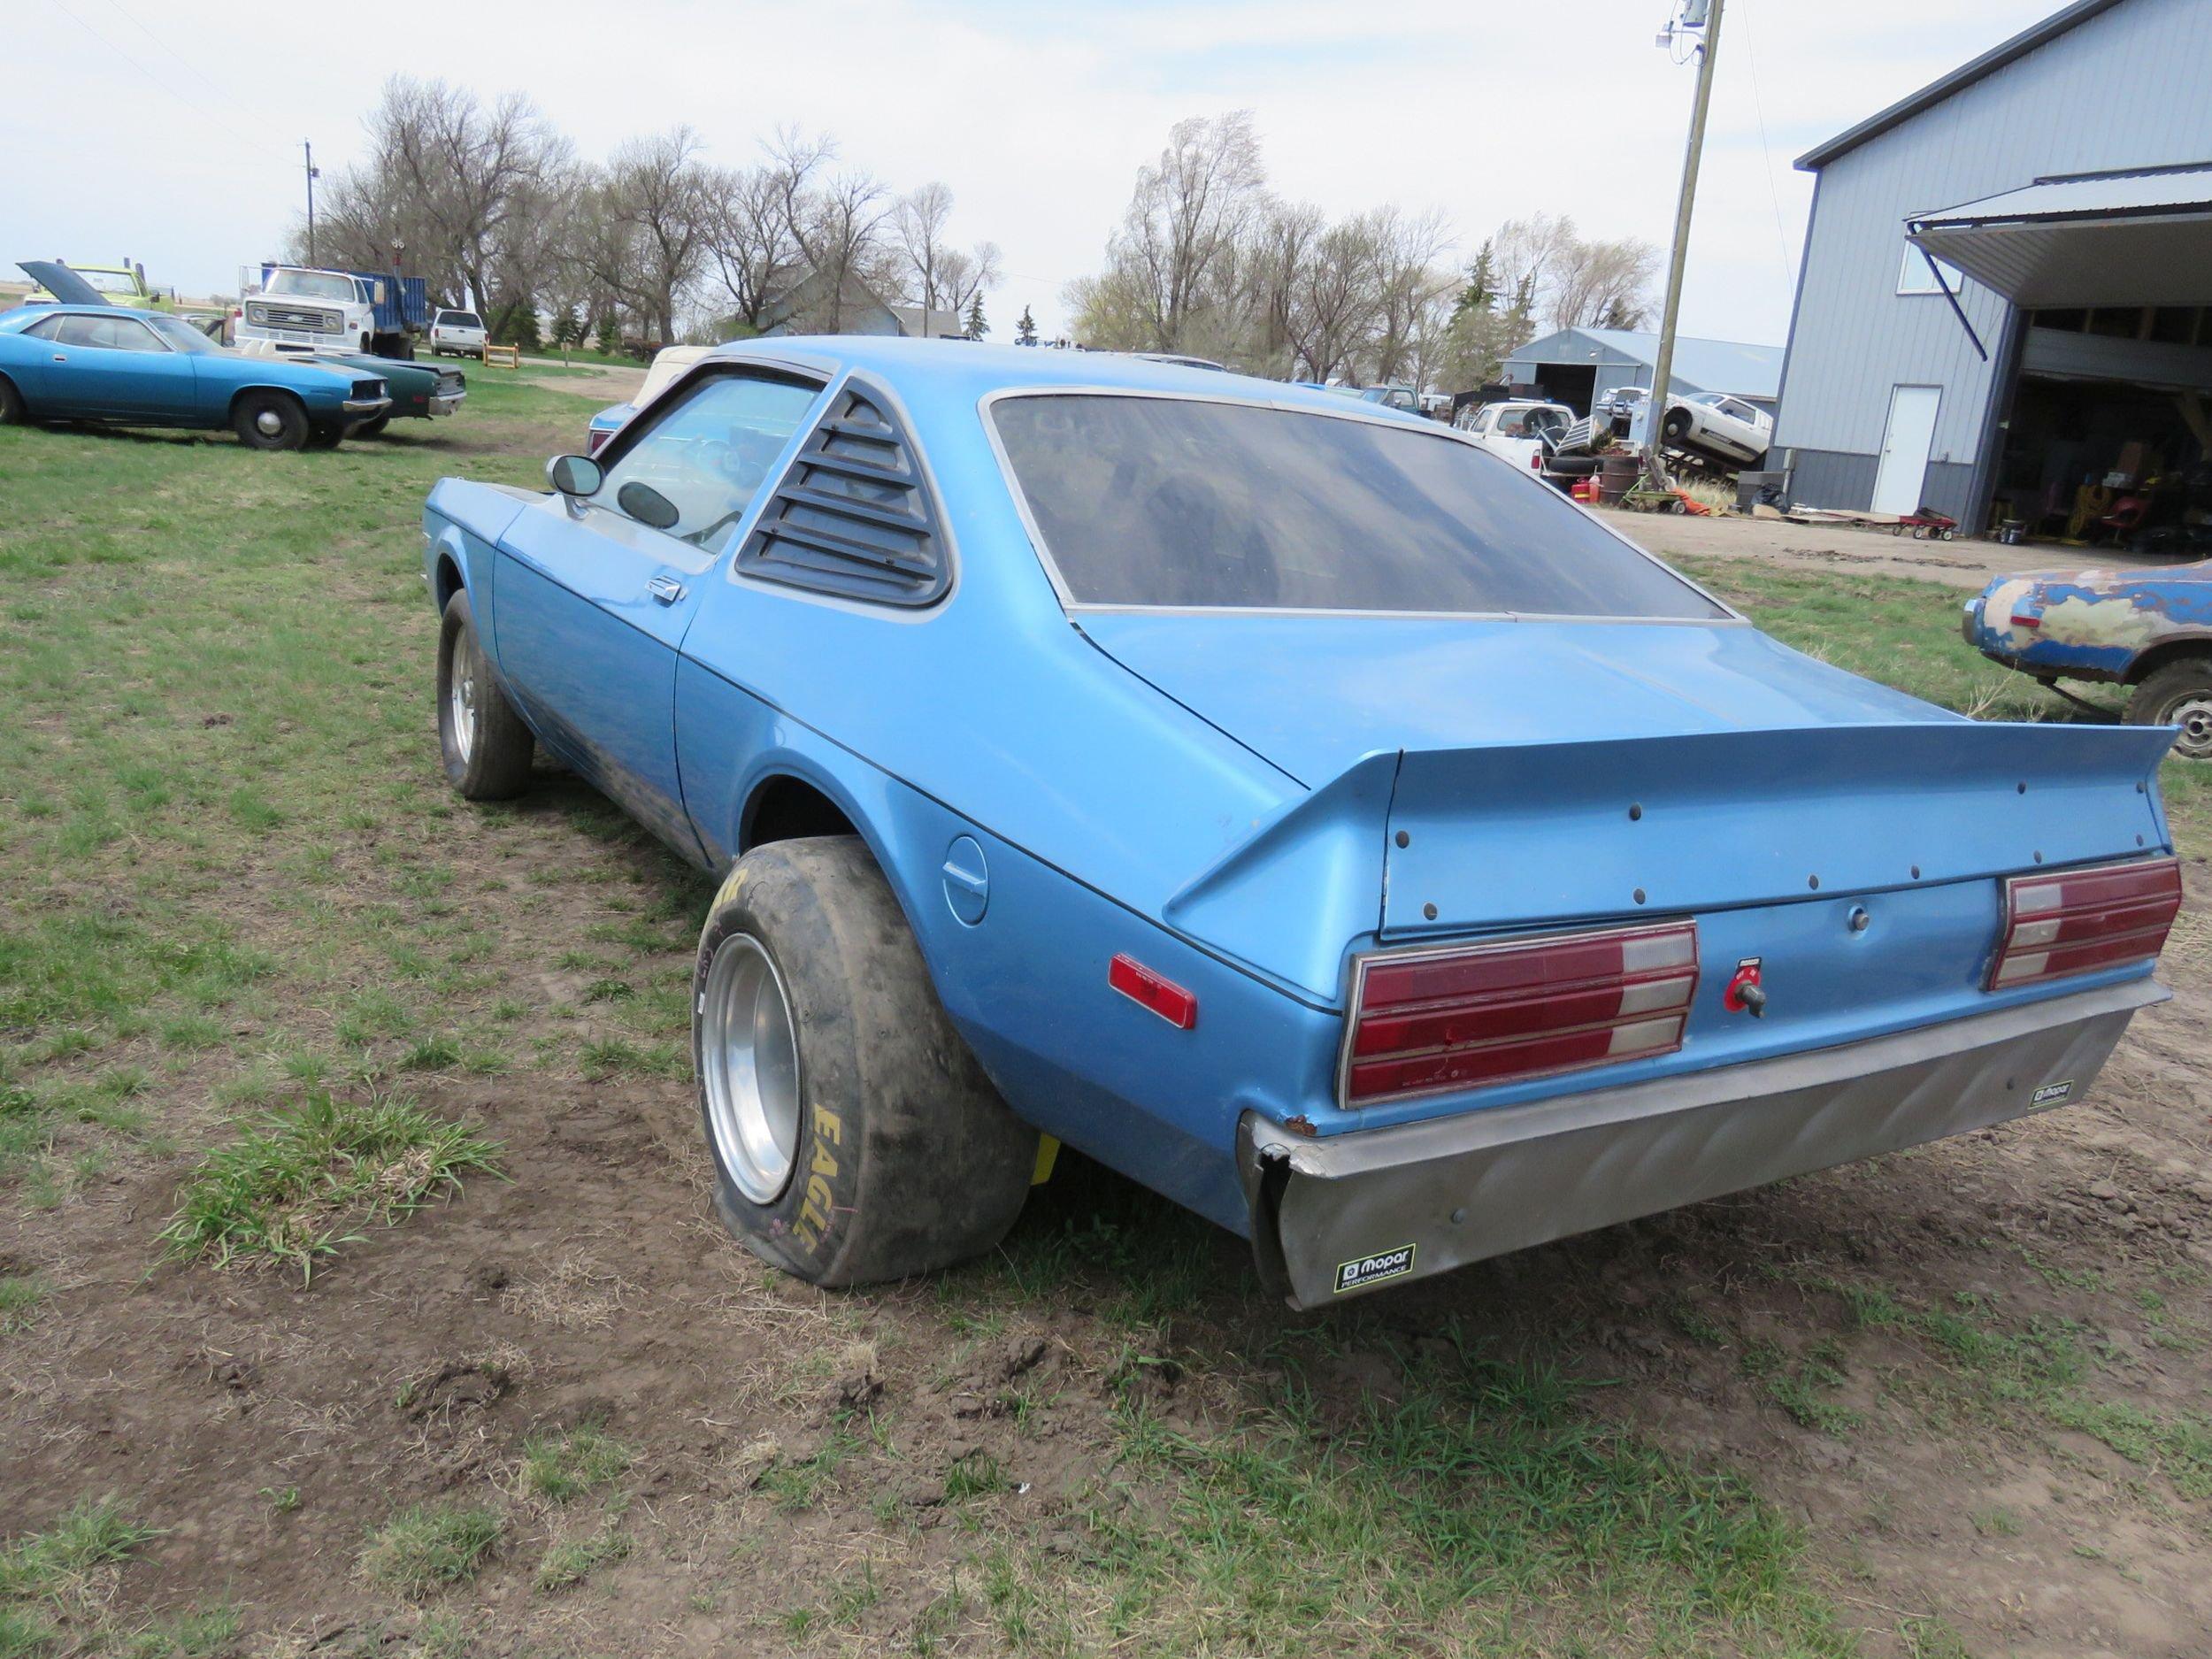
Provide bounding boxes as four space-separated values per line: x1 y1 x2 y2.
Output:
2127 657 2212 759
435 590 534 797
0 375 23 424
1661 409 1690 442
356 414 391 439
693 837 1036 1286
232 392 307 451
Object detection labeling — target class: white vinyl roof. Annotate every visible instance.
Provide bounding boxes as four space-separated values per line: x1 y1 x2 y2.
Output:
1908 165 2212 307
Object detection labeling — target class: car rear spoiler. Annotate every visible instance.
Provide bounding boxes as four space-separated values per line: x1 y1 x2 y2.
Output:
1165 720 2175 1000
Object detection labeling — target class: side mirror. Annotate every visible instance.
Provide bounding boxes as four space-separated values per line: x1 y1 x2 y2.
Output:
548 454 603 498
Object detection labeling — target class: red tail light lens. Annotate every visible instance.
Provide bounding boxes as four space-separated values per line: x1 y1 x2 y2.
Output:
1989 856 2180 989
1530 450 1544 469
1343 921 1698 1105
586 429 611 457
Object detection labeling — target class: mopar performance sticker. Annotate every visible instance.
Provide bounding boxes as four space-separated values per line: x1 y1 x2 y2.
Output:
2032 1079 2075 1106
1334 1244 1417 1294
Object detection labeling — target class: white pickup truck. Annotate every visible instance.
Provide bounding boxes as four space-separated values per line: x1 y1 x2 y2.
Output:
1452 399 1574 475
233 265 423 359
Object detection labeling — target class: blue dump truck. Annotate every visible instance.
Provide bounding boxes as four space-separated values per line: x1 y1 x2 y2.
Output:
234 263 431 359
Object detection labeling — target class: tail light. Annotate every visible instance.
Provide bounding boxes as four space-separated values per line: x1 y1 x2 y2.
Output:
1342 921 1698 1105
1530 450 1544 469
586 429 611 457
1988 856 2180 989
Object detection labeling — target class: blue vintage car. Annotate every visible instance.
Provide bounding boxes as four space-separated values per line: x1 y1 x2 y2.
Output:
1963 561 2212 758
424 339 2182 1306
0 261 389 450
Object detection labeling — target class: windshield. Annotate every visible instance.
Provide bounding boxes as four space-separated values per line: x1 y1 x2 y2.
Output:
267 271 357 302
142 315 219 355
78 269 138 295
992 395 1726 618
439 311 483 328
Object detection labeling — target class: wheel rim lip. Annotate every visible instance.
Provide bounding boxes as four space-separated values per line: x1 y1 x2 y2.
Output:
2166 694 2212 755
449 651 477 761
700 933 802 1205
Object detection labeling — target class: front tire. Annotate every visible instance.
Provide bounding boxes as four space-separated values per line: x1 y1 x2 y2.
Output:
356 414 391 438
232 392 308 451
2127 657 2212 759
0 374 23 424
436 590 534 797
1662 409 1691 442
693 837 1036 1286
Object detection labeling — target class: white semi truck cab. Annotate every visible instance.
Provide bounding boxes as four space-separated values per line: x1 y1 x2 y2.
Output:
234 265 427 358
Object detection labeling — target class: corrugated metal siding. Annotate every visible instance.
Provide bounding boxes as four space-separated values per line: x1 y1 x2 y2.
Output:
1774 0 2212 469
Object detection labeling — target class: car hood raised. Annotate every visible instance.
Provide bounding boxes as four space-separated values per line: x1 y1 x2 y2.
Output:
1075 611 1950 787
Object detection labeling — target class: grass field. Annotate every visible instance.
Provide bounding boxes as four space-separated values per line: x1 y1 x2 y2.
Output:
3 394 2208 1658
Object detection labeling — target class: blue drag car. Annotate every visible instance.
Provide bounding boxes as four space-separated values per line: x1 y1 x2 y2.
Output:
425 339 2182 1306
0 261 389 451
1964 560 2212 759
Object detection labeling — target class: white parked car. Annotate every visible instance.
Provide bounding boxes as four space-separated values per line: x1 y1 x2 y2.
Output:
1453 399 1573 474
429 308 489 358
1659 391 1772 467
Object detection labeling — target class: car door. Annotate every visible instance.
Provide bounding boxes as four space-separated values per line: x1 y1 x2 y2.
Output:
43 311 196 419
492 365 826 856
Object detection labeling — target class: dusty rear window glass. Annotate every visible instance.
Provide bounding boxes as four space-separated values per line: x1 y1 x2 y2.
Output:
991 395 1725 618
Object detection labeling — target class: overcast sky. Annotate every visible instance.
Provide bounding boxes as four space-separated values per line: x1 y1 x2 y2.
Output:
8 0 2061 345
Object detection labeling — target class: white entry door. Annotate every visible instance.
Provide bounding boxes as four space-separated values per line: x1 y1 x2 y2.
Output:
1871 385 1941 515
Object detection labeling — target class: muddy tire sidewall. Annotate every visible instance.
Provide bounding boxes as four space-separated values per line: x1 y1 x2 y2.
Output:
693 837 1035 1287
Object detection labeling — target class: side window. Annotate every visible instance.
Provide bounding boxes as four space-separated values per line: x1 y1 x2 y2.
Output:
1898 244 1964 296
55 314 165 352
24 316 62 342
736 383 949 607
597 370 821 552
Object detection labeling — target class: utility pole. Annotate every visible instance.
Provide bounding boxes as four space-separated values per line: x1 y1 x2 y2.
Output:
1644 0 1724 488
304 141 320 264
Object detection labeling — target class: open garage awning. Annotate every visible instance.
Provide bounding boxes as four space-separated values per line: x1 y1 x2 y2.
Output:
1907 165 2212 307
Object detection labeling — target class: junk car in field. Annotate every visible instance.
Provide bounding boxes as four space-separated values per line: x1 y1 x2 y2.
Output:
421 340 2182 1306
0 262 388 450
1965 560 2212 757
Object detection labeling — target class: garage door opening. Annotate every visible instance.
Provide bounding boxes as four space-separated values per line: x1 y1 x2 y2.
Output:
1523 362 1596 417
1985 308 2212 554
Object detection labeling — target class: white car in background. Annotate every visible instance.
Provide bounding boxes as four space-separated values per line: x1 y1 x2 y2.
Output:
1453 399 1573 474
1659 391 1773 467
429 308 489 357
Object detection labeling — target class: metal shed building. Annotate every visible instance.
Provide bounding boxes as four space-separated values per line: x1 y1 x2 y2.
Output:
1774 0 2212 535
1502 326 1782 418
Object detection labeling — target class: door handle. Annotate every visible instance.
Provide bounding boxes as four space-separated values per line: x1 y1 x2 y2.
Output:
51 354 66 362
648 576 687 605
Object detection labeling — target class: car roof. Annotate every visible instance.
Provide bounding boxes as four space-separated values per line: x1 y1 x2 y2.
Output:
692 335 1429 423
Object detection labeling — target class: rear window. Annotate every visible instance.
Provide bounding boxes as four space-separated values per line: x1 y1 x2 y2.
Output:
440 311 483 328
990 394 1726 618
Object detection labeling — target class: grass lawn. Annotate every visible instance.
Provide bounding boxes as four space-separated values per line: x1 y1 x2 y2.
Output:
3 399 2208 1657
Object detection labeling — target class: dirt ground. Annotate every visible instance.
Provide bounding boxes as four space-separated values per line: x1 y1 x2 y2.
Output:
4 392 2210 1659
1624 509 2074 591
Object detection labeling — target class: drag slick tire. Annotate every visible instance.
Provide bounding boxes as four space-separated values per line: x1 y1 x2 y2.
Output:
435 590 534 798
692 836 1036 1286
2127 656 2212 760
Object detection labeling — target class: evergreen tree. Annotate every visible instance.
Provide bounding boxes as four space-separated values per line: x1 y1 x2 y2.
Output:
964 294 987 341
552 304 584 363
1015 305 1038 347
1454 240 1496 319
594 313 620 356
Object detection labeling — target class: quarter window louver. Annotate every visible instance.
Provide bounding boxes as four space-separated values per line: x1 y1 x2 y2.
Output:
737 386 947 606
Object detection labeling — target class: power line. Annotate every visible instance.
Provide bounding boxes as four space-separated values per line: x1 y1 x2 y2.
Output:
45 0 290 161
1737 0 1799 296
94 0 272 131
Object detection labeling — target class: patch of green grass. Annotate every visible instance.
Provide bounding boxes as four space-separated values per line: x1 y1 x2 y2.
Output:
533 1523 629 1593
0 1499 157 1624
112 1604 240 1657
576 1037 684 1081
358 1504 502 1599
757 1425 867 1513
518 1424 634 1503
1085 1341 1852 1655
1741 1337 1861 1435
0 1275 43 1335
157 1090 502 1281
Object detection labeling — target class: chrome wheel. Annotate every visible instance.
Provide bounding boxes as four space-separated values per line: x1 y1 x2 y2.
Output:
2164 693 2212 759
254 408 284 437
700 933 801 1203
448 644 478 762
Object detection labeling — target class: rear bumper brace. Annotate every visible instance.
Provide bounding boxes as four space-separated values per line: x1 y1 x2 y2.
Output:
1239 979 2163 1308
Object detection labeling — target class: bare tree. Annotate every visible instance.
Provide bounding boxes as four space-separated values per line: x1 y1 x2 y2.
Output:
936 241 1002 321
1105 111 1268 353
766 128 893 334
894 181 956 332
700 163 805 335
1486 212 1657 333
1370 207 1455 384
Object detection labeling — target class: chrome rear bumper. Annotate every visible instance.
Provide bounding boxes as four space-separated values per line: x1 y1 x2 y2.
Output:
1240 979 2162 1308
